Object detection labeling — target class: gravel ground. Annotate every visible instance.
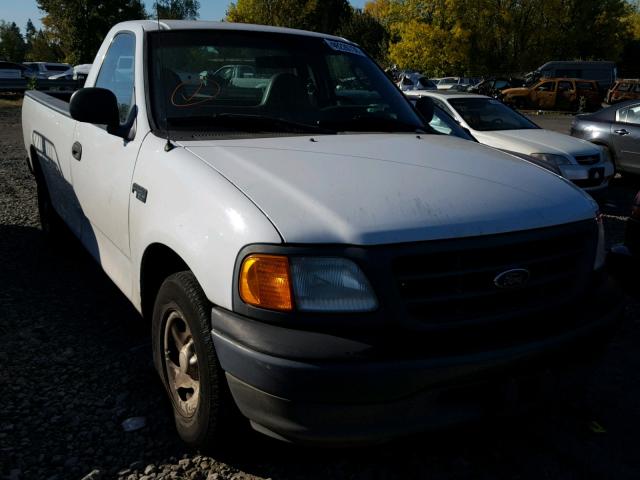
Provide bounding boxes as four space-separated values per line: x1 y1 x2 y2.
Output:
1 100 640 480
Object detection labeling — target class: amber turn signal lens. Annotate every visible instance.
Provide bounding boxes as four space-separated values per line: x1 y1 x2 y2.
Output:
239 255 293 311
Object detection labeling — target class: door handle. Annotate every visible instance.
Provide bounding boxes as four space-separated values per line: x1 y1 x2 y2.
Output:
71 141 82 160
614 129 630 136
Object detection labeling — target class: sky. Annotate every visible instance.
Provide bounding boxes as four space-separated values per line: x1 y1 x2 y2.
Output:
0 0 368 32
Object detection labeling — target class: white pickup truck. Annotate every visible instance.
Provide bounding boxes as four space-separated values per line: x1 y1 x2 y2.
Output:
22 20 623 447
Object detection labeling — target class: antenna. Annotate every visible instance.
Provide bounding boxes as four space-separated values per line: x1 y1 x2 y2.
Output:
157 4 174 152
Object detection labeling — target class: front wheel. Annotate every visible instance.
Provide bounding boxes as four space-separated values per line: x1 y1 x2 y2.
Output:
152 271 238 448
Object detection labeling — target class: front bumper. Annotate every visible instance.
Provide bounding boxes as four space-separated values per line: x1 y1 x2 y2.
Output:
211 278 624 445
559 162 614 191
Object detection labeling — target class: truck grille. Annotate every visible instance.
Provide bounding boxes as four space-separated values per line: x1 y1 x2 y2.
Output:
392 223 596 329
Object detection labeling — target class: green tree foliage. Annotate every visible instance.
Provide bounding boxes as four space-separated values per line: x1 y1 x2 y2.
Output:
25 30 64 62
336 9 389 62
0 21 26 63
152 0 200 20
25 19 37 51
226 0 351 35
365 0 634 76
36 0 147 64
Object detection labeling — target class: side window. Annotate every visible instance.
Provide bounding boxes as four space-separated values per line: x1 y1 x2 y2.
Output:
95 33 136 124
618 107 629 123
494 80 508 89
618 82 631 92
558 81 572 92
626 105 640 125
433 98 456 118
576 81 596 91
429 109 453 135
536 81 555 92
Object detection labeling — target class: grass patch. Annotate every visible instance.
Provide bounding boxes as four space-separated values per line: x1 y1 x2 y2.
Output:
0 95 24 108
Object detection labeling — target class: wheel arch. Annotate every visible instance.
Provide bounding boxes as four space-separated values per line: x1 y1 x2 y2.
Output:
140 242 192 321
590 139 616 161
29 144 41 178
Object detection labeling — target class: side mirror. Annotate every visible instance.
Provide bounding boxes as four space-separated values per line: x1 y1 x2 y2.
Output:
414 96 435 123
70 87 120 133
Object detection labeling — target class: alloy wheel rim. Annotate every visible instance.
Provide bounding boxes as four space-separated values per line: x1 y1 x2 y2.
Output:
163 310 200 417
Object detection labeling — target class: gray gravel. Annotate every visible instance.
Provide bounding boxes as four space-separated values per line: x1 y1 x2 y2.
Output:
2 100 640 479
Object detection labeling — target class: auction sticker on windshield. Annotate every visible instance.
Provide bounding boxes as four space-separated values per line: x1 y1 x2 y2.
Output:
324 39 365 57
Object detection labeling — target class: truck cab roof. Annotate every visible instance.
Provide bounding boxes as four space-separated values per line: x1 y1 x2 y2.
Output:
121 19 354 44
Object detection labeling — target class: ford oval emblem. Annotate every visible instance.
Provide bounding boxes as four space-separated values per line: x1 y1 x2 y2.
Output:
494 268 530 289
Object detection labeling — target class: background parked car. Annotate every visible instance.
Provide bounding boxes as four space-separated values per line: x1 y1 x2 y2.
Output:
397 72 437 91
47 64 92 82
571 100 640 174
407 91 614 193
0 61 28 79
23 62 72 79
436 76 478 90
526 61 617 91
605 79 640 105
469 77 524 97
502 78 601 111
411 95 562 176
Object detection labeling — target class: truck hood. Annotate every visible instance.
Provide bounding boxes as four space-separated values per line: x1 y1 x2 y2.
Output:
472 129 601 160
502 87 529 96
183 134 596 245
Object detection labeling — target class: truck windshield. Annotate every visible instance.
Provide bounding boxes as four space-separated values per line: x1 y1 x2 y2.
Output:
148 30 425 135
447 98 539 131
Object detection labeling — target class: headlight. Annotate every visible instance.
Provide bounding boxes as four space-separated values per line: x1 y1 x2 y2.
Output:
239 254 378 312
594 212 606 270
290 257 378 312
530 153 572 166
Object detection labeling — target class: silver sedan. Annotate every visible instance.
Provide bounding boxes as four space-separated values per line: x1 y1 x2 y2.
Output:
571 100 640 174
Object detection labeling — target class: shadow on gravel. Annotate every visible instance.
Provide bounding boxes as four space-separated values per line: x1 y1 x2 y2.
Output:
2 219 640 480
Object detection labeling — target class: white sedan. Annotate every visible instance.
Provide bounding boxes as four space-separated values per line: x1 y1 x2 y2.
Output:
406 91 614 193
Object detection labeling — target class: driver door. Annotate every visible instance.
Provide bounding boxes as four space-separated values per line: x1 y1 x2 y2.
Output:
613 103 640 172
71 32 141 294
532 81 556 109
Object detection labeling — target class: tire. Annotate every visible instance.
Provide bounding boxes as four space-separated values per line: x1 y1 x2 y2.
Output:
35 171 68 243
152 271 238 448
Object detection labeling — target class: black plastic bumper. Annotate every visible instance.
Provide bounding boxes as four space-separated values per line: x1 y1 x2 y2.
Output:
211 285 624 445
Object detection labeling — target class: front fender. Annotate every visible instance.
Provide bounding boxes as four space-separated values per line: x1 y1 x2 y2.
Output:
129 135 282 312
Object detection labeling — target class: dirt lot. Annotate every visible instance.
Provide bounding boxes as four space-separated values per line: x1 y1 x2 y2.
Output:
1 101 640 480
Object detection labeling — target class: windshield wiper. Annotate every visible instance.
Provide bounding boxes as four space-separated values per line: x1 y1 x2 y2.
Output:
317 115 427 133
167 113 335 134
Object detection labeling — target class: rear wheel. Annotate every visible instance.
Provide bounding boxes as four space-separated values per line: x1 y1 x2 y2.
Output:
152 271 238 448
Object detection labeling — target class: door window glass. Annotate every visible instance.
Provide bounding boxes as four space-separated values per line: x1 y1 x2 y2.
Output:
536 81 555 92
626 105 640 125
95 33 136 124
558 81 572 92
576 81 596 91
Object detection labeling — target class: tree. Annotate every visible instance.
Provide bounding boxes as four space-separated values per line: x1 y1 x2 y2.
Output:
25 30 63 62
336 9 389 62
226 0 351 35
364 0 632 75
152 0 200 20
37 0 147 64
25 19 37 52
0 21 26 63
